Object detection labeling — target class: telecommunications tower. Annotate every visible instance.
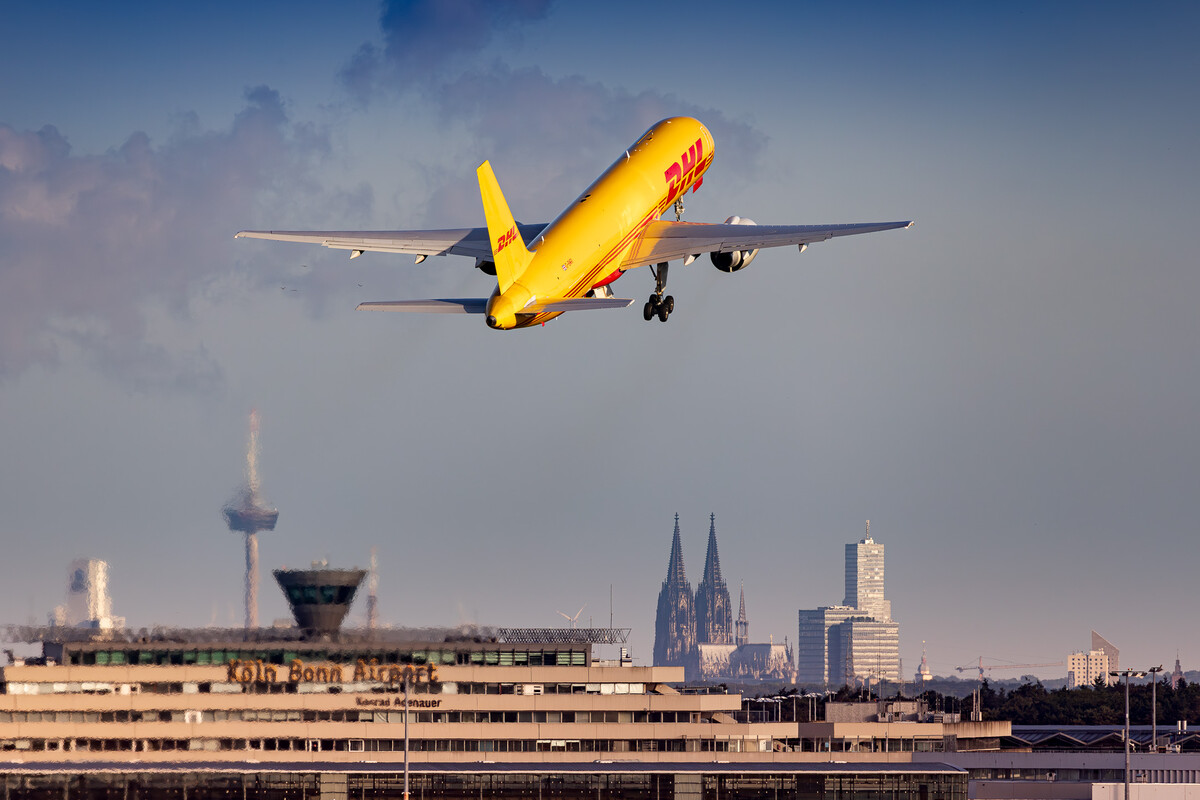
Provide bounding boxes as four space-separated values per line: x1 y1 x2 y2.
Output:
222 410 279 631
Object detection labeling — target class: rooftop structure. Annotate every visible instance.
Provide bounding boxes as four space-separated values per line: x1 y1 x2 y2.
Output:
273 564 366 637
916 640 932 689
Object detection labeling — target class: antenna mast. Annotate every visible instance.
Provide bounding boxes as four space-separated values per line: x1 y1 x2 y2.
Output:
367 547 379 631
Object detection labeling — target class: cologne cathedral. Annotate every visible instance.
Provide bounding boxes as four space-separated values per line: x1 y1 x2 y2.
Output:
652 514 794 682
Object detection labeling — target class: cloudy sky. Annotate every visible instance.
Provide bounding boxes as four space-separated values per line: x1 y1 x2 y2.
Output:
1 1 1197 681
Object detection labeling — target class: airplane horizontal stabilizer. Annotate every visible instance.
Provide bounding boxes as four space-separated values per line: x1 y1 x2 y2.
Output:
356 299 488 314
519 297 634 314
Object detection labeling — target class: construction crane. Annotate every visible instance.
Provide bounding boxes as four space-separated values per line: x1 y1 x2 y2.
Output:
956 657 1063 679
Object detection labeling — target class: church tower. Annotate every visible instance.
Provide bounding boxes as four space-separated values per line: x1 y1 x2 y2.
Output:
653 514 696 666
695 514 733 645
735 581 749 647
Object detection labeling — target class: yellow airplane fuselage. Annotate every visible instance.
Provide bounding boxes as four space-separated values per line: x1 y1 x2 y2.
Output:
484 117 714 329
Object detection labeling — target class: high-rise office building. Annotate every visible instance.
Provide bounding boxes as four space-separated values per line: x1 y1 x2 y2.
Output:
844 521 891 622
797 522 900 687
1066 650 1110 689
796 606 859 685
835 619 901 684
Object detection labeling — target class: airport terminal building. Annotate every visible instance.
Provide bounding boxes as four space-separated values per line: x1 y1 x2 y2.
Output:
0 632 976 799
0 566 978 798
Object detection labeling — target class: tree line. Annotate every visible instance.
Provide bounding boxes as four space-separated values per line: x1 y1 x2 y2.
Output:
919 678 1199 725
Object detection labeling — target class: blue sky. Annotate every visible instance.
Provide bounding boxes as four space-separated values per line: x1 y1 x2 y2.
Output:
1 1 1198 681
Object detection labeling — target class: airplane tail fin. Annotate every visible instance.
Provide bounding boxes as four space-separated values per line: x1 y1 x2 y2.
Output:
477 161 534 294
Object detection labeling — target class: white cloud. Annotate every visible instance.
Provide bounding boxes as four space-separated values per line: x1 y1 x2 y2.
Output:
0 87 327 385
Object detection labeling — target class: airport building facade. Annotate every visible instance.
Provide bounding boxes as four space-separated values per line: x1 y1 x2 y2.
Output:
0 634 979 799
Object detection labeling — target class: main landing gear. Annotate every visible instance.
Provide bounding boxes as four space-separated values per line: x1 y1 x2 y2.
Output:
643 262 674 322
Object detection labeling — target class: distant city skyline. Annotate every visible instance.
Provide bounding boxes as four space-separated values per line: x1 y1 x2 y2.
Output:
10 518 1190 688
1 2 1198 680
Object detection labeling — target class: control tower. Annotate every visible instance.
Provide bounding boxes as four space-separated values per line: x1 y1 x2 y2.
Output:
222 410 279 631
274 564 366 637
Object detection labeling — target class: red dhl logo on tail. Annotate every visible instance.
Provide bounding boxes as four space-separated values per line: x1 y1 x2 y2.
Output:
664 138 705 198
495 226 517 254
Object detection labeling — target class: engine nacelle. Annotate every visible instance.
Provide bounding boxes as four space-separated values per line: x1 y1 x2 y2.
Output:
710 215 759 272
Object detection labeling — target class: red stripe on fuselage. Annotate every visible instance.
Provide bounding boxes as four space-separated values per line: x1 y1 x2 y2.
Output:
563 208 657 298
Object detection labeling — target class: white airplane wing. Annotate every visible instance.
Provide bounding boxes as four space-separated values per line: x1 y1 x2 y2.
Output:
239 219 908 317
235 223 547 261
620 220 913 267
237 220 911 265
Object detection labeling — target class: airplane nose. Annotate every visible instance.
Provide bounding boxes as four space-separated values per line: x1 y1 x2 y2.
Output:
486 316 498 328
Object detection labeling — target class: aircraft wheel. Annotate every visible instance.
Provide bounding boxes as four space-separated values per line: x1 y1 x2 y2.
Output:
664 295 674 313
643 301 656 321
658 304 670 322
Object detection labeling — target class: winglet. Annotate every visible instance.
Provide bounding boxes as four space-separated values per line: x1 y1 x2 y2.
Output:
477 161 533 293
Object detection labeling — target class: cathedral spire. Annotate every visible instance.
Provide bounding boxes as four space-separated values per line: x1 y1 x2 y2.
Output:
702 513 725 586
735 580 749 646
665 512 688 587
654 513 695 667
696 513 733 645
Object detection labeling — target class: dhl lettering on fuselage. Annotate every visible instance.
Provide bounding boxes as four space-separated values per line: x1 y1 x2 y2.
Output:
495 117 714 329
664 137 708 203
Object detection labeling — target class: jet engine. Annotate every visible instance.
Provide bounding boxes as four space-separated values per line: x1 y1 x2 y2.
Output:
710 215 759 272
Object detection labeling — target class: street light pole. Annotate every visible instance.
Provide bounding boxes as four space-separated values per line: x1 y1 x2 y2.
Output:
1111 668 1146 800
1149 666 1164 753
403 672 411 800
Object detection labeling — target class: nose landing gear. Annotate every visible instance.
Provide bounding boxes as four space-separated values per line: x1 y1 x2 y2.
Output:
643 262 674 322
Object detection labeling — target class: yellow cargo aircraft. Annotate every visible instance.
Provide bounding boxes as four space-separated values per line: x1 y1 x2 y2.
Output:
237 117 911 329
